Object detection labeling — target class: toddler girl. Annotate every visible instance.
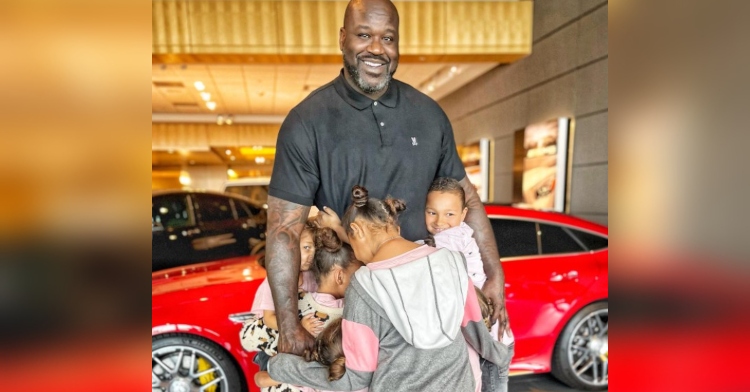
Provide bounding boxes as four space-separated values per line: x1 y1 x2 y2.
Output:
254 227 362 392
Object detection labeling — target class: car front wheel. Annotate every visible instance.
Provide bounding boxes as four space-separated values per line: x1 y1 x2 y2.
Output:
152 334 242 392
552 301 608 390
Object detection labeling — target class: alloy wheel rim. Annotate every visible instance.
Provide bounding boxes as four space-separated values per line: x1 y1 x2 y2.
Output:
152 345 227 392
567 308 608 386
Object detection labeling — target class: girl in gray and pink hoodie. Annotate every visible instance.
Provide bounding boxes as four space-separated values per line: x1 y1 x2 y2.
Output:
268 185 512 392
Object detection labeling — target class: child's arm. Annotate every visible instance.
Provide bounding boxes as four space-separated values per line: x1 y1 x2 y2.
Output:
461 279 512 368
315 206 349 244
254 371 281 388
263 309 279 330
268 289 375 390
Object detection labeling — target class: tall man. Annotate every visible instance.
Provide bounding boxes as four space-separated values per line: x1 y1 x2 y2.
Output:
266 0 508 360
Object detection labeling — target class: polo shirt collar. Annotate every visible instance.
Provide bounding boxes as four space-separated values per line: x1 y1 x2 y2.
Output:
334 69 399 110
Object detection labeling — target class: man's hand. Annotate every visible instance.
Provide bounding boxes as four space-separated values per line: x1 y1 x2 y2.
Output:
457 176 510 337
277 324 316 355
482 275 509 338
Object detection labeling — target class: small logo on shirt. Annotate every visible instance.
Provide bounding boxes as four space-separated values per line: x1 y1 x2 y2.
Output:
411 137 418 146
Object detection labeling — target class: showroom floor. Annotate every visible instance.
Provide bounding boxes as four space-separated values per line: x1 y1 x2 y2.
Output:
509 374 593 391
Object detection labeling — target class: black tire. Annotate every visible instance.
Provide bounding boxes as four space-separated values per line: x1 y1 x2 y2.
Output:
551 301 608 390
152 334 243 392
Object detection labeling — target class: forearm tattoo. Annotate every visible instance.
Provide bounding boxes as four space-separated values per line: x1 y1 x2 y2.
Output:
265 196 311 334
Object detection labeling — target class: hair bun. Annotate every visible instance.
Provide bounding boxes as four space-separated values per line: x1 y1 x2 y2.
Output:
328 357 347 381
384 197 406 215
351 185 369 208
315 227 342 252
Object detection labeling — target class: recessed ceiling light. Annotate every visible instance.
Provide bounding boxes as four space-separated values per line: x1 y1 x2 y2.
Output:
255 157 266 164
225 149 232 155
230 155 236 161
194 81 205 91
200 92 211 101
450 66 458 73
206 101 216 110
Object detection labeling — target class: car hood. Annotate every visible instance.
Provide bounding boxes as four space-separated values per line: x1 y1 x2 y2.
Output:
152 255 267 296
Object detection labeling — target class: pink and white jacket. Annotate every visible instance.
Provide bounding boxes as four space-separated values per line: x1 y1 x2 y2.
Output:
268 246 512 392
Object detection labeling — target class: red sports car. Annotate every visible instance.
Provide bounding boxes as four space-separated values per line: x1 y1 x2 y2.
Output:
152 205 608 391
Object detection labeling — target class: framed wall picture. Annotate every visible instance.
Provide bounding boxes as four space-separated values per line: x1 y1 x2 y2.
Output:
458 138 492 202
512 118 571 212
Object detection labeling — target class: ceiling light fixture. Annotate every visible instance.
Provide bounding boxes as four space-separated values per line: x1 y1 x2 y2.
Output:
200 92 211 101
419 65 463 95
255 157 266 164
216 114 233 125
206 101 216 110
194 81 205 91
227 168 237 178
179 170 192 186
225 149 232 155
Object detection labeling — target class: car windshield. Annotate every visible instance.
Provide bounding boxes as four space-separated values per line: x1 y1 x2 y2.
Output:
225 185 269 208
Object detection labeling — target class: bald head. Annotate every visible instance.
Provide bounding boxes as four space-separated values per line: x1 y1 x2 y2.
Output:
340 0 400 99
344 0 399 29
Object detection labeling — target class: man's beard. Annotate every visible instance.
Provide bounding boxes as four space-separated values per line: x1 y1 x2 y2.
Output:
344 56 393 94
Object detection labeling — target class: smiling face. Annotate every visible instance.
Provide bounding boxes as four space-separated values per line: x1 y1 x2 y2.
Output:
424 191 468 235
299 230 316 272
339 0 400 99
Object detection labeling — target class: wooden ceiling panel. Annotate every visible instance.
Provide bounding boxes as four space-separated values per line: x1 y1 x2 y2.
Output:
152 62 502 116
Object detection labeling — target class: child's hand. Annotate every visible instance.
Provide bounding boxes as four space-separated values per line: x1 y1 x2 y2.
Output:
315 207 350 243
301 314 325 336
315 206 342 229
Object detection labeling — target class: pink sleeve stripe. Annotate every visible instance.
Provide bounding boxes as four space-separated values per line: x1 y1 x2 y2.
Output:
462 281 483 327
342 319 379 372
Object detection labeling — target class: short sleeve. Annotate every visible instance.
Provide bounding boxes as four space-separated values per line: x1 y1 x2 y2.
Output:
437 111 468 181
250 278 275 315
268 109 320 206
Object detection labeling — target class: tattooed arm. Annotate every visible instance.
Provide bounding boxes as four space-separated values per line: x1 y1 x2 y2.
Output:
265 195 315 355
458 177 509 336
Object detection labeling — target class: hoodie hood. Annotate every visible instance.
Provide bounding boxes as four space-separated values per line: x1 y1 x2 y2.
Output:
354 248 469 349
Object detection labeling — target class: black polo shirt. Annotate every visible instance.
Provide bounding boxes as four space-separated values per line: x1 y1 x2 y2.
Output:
269 70 466 241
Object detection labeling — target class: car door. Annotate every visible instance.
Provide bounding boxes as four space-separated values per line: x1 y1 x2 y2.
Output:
491 218 598 369
191 193 245 261
152 193 200 271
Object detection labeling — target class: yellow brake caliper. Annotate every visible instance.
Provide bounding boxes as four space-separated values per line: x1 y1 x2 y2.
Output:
197 357 218 392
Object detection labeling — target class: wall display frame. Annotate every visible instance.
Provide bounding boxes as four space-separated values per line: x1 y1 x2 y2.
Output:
512 118 571 212
458 138 492 202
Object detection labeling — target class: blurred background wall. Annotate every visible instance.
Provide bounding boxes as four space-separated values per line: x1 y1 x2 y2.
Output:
440 0 608 225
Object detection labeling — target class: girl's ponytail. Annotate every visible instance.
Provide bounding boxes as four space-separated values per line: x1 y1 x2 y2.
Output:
328 356 347 381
